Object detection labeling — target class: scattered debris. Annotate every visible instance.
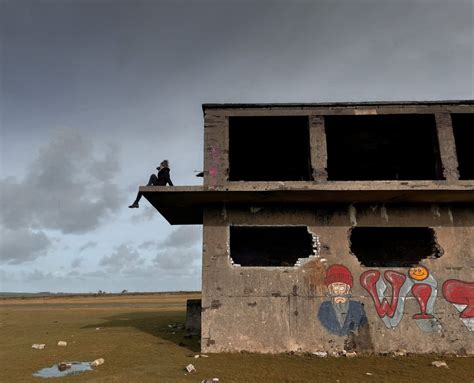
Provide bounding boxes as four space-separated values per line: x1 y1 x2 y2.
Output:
366 372 373 376
202 379 219 383
57 362 71 372
392 350 407 357
57 341 67 347
345 352 357 358
431 361 448 368
91 358 105 367
200 354 209 358
32 344 46 349
312 351 328 358
185 364 197 373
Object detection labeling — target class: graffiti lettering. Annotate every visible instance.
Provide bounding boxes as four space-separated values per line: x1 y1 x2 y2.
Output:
442 279 474 331
360 266 441 332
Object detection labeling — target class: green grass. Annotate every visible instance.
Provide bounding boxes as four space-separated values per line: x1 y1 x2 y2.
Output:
1 293 473 382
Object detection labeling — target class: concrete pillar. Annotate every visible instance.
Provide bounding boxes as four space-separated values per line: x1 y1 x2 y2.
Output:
435 113 459 182
204 112 229 188
309 116 328 182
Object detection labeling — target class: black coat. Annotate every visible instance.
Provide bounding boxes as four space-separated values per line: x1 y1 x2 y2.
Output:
156 167 173 186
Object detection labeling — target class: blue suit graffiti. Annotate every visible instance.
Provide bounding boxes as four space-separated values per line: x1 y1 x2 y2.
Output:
317 264 368 336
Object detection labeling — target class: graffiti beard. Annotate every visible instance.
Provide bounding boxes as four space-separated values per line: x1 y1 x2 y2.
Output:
360 266 441 332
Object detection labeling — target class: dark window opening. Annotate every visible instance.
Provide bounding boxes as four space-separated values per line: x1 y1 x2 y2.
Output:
230 226 313 266
325 114 443 180
350 227 443 267
229 116 311 181
451 114 474 180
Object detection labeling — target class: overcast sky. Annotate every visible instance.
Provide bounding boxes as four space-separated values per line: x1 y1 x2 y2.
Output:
0 0 472 293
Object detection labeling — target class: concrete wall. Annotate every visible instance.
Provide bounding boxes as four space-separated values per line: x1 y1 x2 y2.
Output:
200 102 473 354
201 204 474 354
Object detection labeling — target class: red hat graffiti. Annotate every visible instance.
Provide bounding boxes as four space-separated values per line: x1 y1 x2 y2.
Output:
324 264 353 287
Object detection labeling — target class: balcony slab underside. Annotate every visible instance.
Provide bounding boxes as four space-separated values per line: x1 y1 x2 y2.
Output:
141 182 474 224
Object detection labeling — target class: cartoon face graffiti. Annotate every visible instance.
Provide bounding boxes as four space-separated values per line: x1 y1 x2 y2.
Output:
409 266 429 281
317 264 368 336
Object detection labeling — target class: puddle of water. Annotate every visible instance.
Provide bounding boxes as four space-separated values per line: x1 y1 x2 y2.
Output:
33 362 93 378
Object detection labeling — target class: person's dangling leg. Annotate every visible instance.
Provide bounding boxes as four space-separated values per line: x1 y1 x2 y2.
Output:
129 174 157 208
129 191 142 208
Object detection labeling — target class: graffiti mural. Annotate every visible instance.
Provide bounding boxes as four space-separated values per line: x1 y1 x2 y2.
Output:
318 264 368 336
442 279 474 331
360 266 441 332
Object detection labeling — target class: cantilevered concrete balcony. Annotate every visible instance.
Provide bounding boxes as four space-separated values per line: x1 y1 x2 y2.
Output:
141 181 474 224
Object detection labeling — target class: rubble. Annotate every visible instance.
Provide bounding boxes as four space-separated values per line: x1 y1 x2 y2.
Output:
57 341 67 346
202 379 219 383
312 351 328 358
431 360 448 368
392 350 407 357
185 364 197 373
91 358 105 367
32 344 45 349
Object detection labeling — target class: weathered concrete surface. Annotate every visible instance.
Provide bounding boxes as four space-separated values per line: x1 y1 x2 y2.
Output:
201 205 474 354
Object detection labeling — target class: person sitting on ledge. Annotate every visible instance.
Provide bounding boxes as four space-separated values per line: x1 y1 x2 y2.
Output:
128 160 174 208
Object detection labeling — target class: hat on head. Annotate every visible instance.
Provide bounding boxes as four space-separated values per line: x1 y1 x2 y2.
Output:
325 264 353 287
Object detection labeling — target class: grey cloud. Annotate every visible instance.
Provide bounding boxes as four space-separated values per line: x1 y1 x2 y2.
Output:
138 240 157 250
0 128 124 234
99 244 145 273
159 226 202 249
130 206 156 223
71 257 84 268
0 228 52 264
79 241 98 252
0 129 125 264
153 247 201 274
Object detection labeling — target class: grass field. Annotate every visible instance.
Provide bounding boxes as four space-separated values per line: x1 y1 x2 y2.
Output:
1 293 473 383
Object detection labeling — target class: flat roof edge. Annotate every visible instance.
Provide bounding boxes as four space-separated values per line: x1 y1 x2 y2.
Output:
202 100 474 111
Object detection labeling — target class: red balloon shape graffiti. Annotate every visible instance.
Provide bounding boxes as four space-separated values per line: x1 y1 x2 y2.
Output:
442 280 474 318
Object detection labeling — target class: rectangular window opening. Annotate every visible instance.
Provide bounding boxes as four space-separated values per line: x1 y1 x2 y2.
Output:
229 116 312 181
350 227 443 268
451 113 474 180
230 226 313 267
325 114 444 181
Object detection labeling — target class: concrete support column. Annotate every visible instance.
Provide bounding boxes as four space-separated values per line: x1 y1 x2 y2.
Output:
204 112 229 188
435 113 459 182
309 116 328 182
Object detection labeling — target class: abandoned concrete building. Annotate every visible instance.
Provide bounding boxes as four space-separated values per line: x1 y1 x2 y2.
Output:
142 101 474 354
